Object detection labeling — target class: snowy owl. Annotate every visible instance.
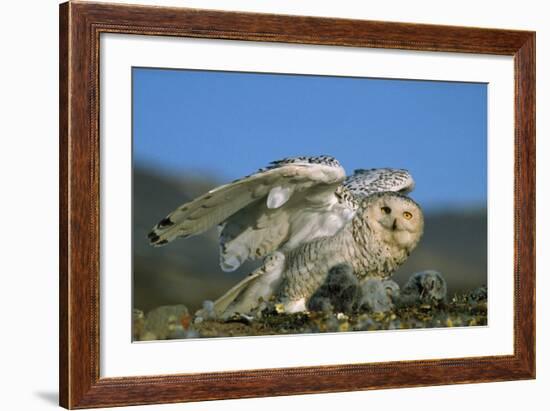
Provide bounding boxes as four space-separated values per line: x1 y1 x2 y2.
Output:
148 155 423 316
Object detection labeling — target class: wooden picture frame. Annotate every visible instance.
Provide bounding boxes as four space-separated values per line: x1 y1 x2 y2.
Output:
59 1 535 408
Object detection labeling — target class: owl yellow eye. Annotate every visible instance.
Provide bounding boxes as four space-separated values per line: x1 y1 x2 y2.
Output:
381 206 391 214
403 211 413 220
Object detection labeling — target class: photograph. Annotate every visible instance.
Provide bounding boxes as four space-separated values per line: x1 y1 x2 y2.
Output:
132 67 488 341
51 1 537 408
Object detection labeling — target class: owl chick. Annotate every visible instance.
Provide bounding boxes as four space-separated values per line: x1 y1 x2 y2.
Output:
400 270 447 305
307 264 401 314
358 277 400 313
307 264 361 314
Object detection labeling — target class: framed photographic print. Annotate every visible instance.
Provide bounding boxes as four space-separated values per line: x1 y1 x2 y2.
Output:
59 1 535 408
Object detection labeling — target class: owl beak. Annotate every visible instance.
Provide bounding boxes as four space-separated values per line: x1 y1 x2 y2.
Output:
392 218 397 231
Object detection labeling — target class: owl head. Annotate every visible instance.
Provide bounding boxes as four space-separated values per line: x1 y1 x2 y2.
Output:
360 192 424 254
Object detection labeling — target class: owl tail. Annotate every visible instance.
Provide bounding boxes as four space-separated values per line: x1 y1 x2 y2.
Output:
212 272 262 315
211 252 286 317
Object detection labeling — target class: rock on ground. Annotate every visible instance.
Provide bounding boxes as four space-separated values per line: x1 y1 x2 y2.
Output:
133 288 487 341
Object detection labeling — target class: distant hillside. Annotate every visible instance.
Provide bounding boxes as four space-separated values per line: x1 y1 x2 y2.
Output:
133 168 486 312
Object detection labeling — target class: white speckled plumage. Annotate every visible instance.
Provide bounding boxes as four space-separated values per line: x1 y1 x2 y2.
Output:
148 155 420 316
274 192 423 312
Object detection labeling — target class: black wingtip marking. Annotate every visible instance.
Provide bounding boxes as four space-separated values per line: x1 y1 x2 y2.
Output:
148 232 160 244
157 217 174 228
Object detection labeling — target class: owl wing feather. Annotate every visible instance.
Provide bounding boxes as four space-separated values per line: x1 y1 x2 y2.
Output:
148 156 352 271
218 182 358 271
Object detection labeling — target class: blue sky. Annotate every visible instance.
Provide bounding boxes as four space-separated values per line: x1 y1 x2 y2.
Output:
133 67 487 211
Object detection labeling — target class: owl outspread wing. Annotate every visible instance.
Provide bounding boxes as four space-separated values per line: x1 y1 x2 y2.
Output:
149 156 357 272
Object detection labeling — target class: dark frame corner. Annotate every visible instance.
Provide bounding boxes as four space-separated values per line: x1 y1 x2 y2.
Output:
59 1 535 408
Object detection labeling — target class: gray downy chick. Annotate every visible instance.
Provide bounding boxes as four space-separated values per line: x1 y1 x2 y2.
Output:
400 270 447 305
307 264 361 314
358 277 400 313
